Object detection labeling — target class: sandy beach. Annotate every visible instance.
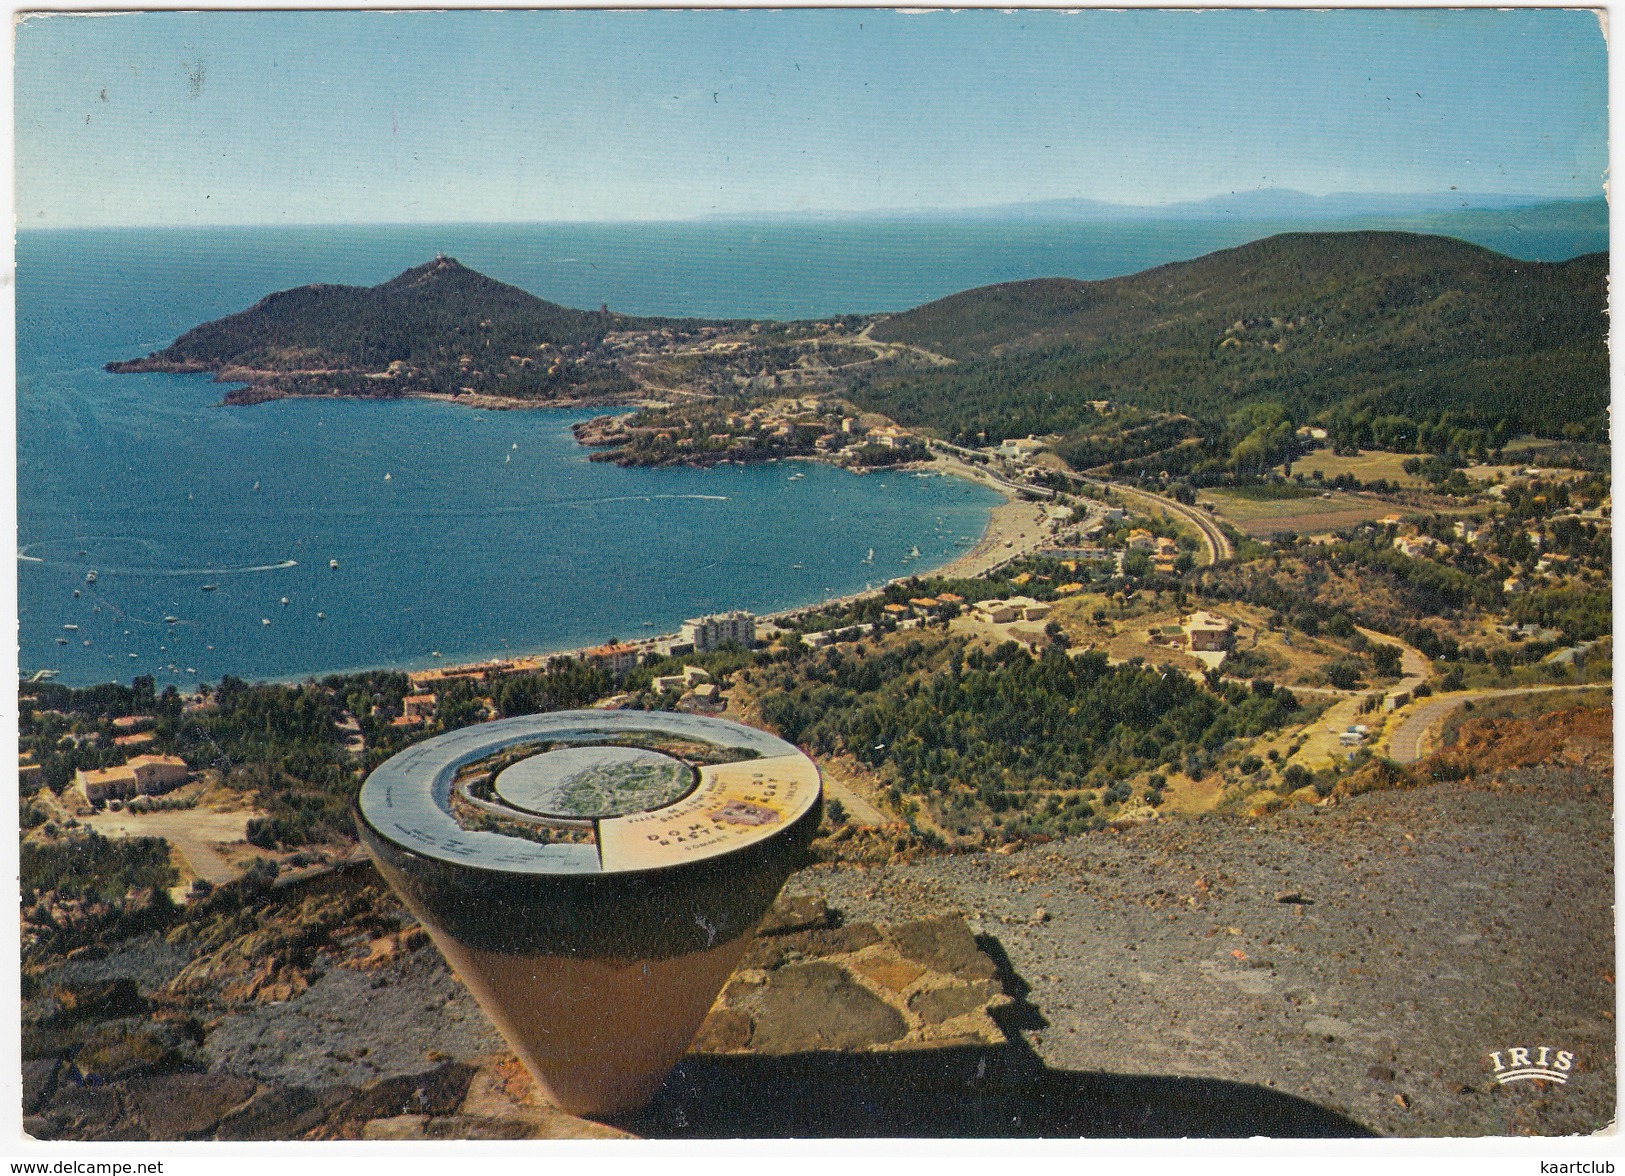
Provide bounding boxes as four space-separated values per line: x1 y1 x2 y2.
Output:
925 455 1055 578
751 454 1058 629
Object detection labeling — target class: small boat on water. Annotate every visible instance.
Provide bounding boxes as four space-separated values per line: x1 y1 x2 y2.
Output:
72 589 81 598
164 616 179 624
788 472 806 481
329 560 339 570
261 618 271 626
316 612 326 620
63 624 78 631
85 570 97 583
202 584 216 591
384 473 392 481
792 563 804 570
55 638 68 645
280 596 290 606
862 548 874 564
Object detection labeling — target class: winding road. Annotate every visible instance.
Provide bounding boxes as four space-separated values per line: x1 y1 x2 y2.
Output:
1383 683 1613 764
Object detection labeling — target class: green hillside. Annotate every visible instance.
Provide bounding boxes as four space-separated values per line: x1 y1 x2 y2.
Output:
862 232 1608 447
107 256 698 402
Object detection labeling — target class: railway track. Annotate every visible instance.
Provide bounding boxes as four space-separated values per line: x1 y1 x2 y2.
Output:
1078 476 1235 565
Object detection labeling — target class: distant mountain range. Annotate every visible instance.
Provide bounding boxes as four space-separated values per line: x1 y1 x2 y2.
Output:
706 190 1606 225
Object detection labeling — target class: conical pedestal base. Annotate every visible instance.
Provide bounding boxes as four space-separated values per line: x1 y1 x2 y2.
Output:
422 925 756 1117
355 711 822 1120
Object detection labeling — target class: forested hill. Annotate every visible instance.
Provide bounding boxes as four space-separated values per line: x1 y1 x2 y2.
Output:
114 256 671 371
862 232 1608 443
105 256 706 402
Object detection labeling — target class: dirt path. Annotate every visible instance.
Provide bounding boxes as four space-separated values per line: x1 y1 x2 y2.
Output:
818 772 889 826
854 321 956 367
1356 626 1430 685
1287 691 1373 771
82 808 255 886
1283 629 1431 770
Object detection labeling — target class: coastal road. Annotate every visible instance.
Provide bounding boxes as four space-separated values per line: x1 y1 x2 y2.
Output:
925 447 1232 566
1384 683 1614 765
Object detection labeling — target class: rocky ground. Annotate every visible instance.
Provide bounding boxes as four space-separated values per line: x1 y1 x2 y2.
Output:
778 762 1614 1137
21 713 1614 1140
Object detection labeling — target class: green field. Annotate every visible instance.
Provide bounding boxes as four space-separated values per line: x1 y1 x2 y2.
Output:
1198 488 1401 537
1287 450 1429 488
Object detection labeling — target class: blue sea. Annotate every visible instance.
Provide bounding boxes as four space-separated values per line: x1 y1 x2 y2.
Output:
17 217 1604 687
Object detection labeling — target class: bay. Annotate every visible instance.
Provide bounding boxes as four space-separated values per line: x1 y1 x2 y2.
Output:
18 228 1010 688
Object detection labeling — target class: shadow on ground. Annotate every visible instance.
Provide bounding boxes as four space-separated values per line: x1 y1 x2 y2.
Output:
629 1043 1373 1138
626 933 1373 1139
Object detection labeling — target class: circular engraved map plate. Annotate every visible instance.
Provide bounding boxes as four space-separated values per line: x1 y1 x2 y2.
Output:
357 710 821 875
494 746 695 818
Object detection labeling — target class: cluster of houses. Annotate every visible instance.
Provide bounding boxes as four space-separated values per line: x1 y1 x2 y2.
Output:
390 692 439 729
72 754 190 808
403 611 760 718
15 708 197 811
650 664 719 704
1039 509 1190 576
1145 610 1237 654
586 394 899 459
1379 512 1597 596
973 596 1053 625
996 436 1048 462
1124 529 1186 575
879 591 966 621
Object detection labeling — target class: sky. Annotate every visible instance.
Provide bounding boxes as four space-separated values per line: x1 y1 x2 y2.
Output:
13 8 1610 228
